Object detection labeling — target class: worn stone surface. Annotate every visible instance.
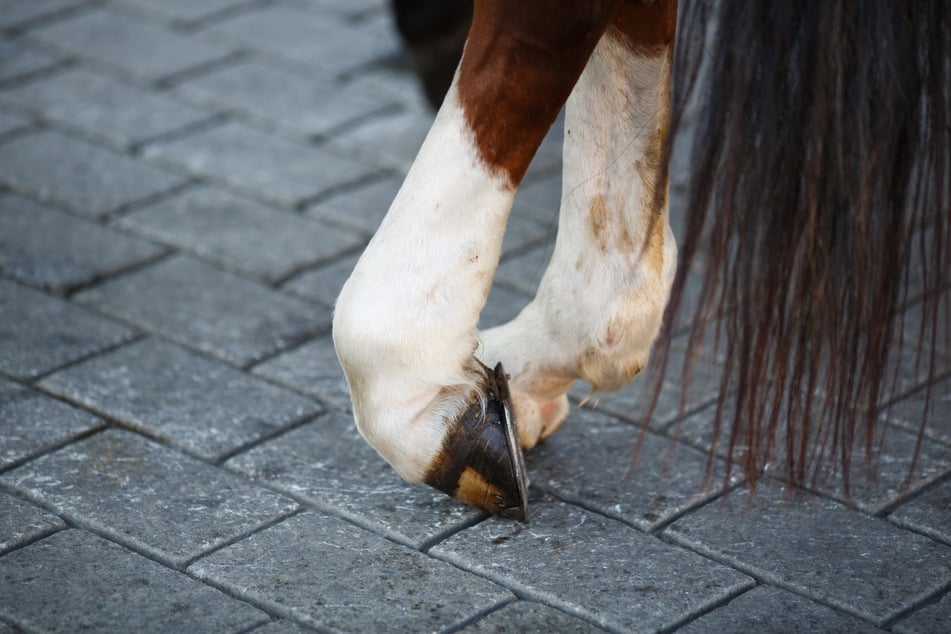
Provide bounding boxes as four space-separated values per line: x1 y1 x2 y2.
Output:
892 590 951 634
251 335 351 410
432 496 754 633
117 186 363 282
458 601 609 633
39 337 320 461
334 108 434 171
0 193 165 292
307 173 402 234
889 479 951 546
0 111 28 136
1 429 300 568
0 42 62 83
282 252 360 308
665 485 951 627
0 492 65 555
188 511 512 632
114 0 250 23
74 255 325 365
0 129 187 217
0 0 86 29
0 378 103 469
225 413 483 549
887 375 951 445
0 529 270 632
0 280 136 380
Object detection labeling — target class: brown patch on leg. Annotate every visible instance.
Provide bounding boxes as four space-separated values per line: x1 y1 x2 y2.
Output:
587 194 610 253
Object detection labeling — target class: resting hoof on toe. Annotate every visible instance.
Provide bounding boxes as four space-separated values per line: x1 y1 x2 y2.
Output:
423 362 529 521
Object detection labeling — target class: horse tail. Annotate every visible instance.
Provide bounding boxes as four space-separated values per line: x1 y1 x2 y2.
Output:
649 1 950 490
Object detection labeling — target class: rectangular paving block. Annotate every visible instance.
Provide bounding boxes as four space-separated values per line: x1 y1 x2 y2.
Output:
664 486 951 626
1 429 300 568
0 529 270 632
29 7 236 80
114 0 250 23
0 280 137 380
175 58 390 138
117 185 364 282
225 412 484 549
493 244 552 296
458 601 609 633
144 120 379 206
209 5 396 77
0 129 187 217
0 193 165 292
886 375 951 445
188 511 513 633
479 284 532 330
307 173 402 235
892 590 951 634
889 479 951 546
334 109 434 172
0 492 65 555
431 496 754 633
74 254 327 365
282 252 360 308
677 585 884 633
251 335 351 410
0 111 29 137
0 377 103 469
529 407 740 531
39 337 321 461
0 41 62 83
0 66 214 147
0 0 86 29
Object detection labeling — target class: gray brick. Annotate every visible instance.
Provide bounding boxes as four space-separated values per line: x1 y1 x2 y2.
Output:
39 337 320 461
892 591 951 634
210 5 396 77
144 120 378 206
334 108 433 171
678 586 884 633
0 0 87 29
0 377 103 469
0 111 28 136
307 172 402 234
479 284 531 330
664 487 951 627
247 620 313 634
29 7 235 80
75 255 325 365
282 251 359 307
0 280 136 379
529 407 740 531
0 129 187 217
252 335 350 410
889 479 951 546
887 376 951 445
0 492 64 555
113 0 251 23
459 602 609 633
225 413 484 549
0 41 62 83
0 67 214 147
175 58 389 138
117 186 363 282
1 429 300 568
0 193 165 292
514 172 562 225
0 529 270 632
189 511 512 633
494 244 552 295
431 497 754 633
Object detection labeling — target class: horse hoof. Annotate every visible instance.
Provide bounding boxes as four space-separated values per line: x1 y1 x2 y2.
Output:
423 361 529 520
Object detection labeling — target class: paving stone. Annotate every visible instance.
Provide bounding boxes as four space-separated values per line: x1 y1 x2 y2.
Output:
892 590 951 634
0 41 62 83
887 375 951 445
459 601 608 633
144 120 378 206
282 251 360 307
247 619 314 634
209 5 396 78
29 7 235 80
345 65 431 114
189 511 512 632
889 479 951 546
113 0 250 23
529 407 740 531
678 585 884 633
0 66 213 147
479 284 531 330
513 172 562 225
664 486 951 627
74 255 325 365
0 280 136 380
1 429 300 568
0 193 164 292
0 0 88 29
0 111 28 136
493 243 554 296
307 172 402 234
0 377 103 469
225 412 484 549
334 108 433 171
252 335 350 410
431 496 754 633
117 186 363 282
0 529 270 632
175 58 389 138
0 492 64 555
0 129 187 217
39 337 320 460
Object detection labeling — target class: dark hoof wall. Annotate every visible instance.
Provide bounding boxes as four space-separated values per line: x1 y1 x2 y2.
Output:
424 361 529 521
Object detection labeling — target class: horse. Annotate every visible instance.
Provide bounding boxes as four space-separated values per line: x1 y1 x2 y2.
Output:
333 0 950 520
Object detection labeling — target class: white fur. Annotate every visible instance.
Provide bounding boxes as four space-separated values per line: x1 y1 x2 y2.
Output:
479 35 677 446
333 84 514 482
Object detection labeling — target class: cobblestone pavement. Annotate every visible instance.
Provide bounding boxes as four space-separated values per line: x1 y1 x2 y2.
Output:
1 1 949 632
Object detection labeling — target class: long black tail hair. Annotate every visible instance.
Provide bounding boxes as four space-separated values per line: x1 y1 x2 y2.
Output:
650 1 950 490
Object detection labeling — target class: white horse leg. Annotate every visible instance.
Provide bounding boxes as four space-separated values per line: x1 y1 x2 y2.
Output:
479 27 677 447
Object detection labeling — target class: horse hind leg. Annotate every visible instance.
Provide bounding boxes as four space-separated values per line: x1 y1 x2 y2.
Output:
479 10 678 448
